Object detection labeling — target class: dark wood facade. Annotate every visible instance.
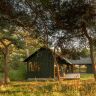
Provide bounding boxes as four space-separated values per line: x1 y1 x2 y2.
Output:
71 64 93 73
69 57 93 73
24 47 71 79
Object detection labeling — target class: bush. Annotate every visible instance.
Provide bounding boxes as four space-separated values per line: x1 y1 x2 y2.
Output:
9 64 26 81
0 72 3 79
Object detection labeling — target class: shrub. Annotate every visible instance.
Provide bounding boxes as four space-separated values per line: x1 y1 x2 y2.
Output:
9 64 26 81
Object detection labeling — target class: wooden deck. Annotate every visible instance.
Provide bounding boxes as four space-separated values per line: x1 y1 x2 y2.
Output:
61 73 80 79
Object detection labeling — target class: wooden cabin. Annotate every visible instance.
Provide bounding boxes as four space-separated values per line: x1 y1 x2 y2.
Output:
24 47 72 80
69 57 93 73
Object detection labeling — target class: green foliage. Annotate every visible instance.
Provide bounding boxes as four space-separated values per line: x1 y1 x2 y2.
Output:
53 0 96 53
80 48 90 57
0 72 3 79
9 64 26 81
54 0 95 30
0 18 25 48
0 54 3 72
40 0 52 9
10 54 24 70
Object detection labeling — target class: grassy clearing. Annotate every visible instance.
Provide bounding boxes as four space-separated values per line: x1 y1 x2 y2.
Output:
0 74 95 96
0 79 96 96
80 73 94 80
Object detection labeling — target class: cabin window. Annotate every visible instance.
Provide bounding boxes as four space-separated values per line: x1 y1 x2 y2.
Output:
73 65 87 73
80 65 87 73
29 62 40 72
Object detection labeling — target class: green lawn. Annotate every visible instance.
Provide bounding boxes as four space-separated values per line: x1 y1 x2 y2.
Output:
80 73 94 80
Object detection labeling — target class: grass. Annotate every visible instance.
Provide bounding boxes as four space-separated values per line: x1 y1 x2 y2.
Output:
0 79 96 96
0 73 95 96
80 73 94 80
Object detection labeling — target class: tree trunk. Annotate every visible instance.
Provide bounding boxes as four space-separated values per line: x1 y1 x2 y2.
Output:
3 47 10 84
89 40 96 80
82 24 96 80
54 46 60 81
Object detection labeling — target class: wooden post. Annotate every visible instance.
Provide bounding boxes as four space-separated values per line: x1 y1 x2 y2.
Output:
71 64 74 73
54 46 60 81
54 64 56 79
57 64 60 81
26 62 29 79
66 65 69 73
79 65 80 73
54 46 56 78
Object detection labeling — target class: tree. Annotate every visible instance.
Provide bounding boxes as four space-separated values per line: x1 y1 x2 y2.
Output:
0 19 24 84
0 0 55 47
0 0 96 79
52 0 96 79
80 48 90 57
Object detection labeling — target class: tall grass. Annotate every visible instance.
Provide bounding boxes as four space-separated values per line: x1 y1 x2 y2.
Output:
0 80 95 96
80 80 96 96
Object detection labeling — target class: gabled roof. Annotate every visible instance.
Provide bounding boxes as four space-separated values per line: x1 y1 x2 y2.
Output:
56 54 72 65
68 57 92 64
24 47 71 65
24 47 48 62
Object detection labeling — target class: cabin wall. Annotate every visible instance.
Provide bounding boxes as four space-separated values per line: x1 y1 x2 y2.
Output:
27 49 54 78
72 64 93 73
86 64 93 73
